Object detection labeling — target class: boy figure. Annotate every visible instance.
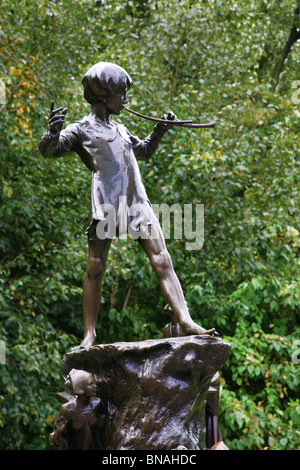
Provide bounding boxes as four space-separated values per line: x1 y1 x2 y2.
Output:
39 62 215 347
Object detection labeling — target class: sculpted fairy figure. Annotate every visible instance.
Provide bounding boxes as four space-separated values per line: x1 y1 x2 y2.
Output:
39 62 215 347
49 369 105 450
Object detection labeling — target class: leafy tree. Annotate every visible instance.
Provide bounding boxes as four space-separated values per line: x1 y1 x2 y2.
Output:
0 0 299 449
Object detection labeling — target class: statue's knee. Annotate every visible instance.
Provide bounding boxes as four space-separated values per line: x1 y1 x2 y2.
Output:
87 256 106 280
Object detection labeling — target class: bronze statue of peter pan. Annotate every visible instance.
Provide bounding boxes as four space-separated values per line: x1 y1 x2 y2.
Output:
39 62 215 347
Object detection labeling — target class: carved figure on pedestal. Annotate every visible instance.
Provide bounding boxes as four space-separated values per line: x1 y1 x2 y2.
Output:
49 369 105 450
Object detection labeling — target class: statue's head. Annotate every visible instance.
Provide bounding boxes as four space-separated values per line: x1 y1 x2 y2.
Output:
82 62 133 105
65 368 97 396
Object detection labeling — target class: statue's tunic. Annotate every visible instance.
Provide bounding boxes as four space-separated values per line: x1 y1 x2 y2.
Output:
39 114 165 236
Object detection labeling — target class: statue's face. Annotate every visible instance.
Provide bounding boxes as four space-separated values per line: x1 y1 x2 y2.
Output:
85 374 97 397
105 92 128 115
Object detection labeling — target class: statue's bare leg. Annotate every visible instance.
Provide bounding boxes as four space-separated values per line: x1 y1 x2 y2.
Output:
81 234 112 348
137 219 215 336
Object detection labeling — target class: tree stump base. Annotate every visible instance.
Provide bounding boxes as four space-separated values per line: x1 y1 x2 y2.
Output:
59 335 230 450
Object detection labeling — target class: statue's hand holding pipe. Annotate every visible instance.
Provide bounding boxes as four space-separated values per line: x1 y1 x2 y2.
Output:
157 111 178 131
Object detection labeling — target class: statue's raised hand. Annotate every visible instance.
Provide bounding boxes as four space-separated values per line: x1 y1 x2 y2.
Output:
48 100 67 135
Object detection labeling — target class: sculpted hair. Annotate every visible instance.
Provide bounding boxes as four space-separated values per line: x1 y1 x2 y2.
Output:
65 368 93 396
82 62 133 105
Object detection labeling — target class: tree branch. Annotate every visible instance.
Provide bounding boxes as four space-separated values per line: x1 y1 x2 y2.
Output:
271 3 300 91
271 27 300 91
122 284 133 310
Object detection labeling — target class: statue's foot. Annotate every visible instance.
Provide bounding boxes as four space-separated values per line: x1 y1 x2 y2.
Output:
164 304 216 337
180 320 216 336
79 333 96 349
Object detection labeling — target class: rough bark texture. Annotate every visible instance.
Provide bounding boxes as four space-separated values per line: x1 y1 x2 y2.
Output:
60 335 231 450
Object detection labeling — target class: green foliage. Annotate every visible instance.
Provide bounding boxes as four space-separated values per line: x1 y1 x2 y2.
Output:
0 312 76 449
0 0 299 450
